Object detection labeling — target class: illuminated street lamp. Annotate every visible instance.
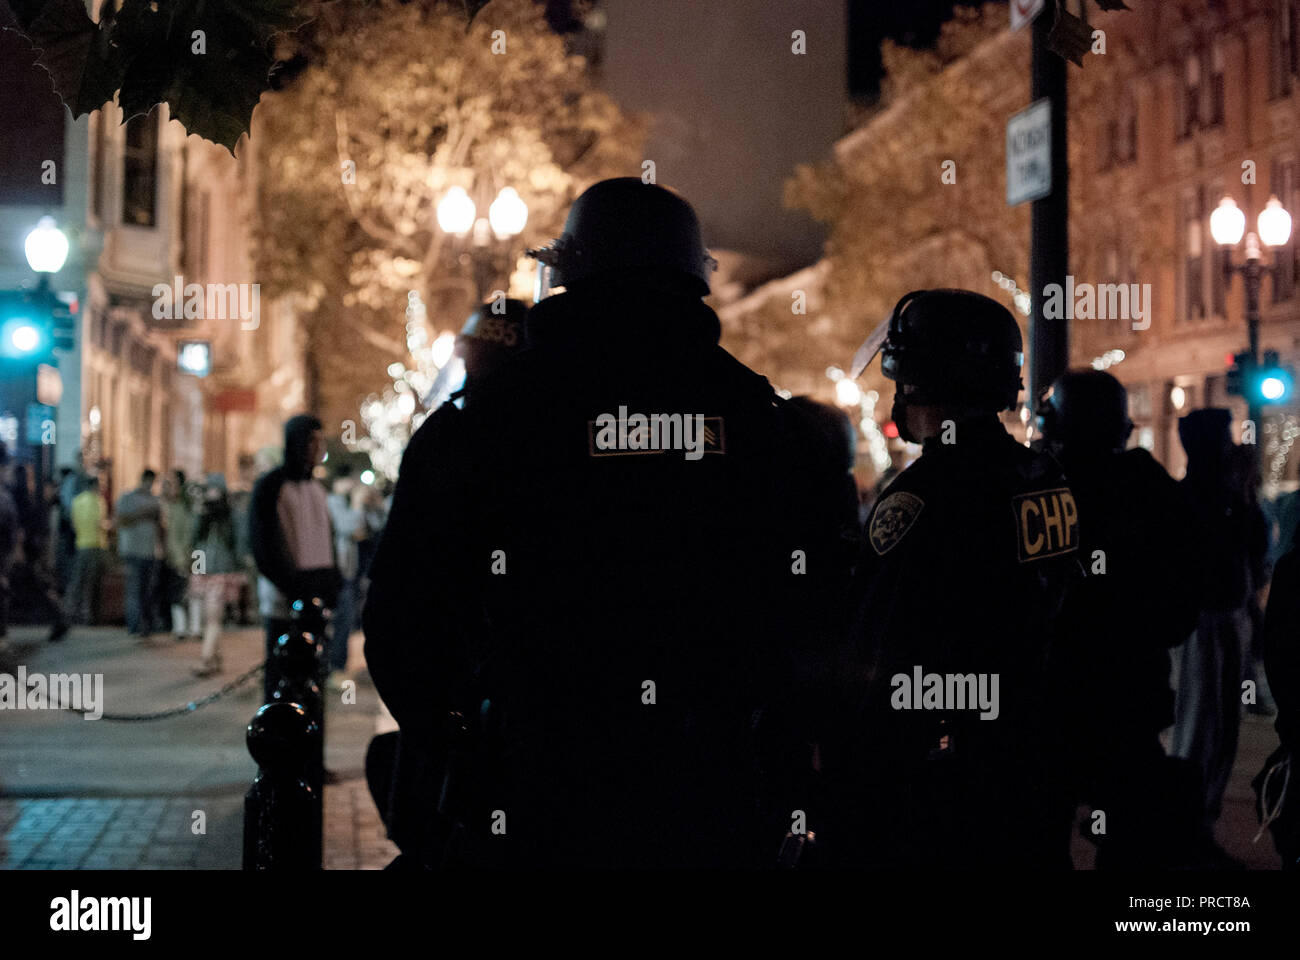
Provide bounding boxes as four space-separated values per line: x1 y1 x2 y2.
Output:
1211 194 1296 466
488 187 528 240
436 186 476 236
24 216 69 276
436 184 529 302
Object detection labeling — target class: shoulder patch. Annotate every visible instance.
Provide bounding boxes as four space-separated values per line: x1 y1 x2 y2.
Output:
869 491 925 556
1012 487 1080 562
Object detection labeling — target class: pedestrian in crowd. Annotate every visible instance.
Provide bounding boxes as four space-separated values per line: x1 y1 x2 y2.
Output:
1230 446 1278 717
116 468 163 640
364 182 850 869
326 463 365 690
65 474 108 626
0 441 19 644
1261 539 1300 868
1038 369 1205 868
162 469 199 641
8 461 70 642
249 415 340 701
190 475 243 677
1171 408 1268 850
830 289 1081 870
357 481 387 580
53 466 77 590
229 453 258 625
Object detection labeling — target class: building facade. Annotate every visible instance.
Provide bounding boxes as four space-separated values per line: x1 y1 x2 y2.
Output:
720 0 1300 489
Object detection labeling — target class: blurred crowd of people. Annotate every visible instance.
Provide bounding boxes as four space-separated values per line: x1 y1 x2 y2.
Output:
0 437 391 686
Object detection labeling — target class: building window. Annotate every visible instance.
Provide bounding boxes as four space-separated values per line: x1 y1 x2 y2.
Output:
1272 160 1298 302
1101 101 1136 169
1100 118 1117 171
1182 189 1206 322
1180 52 1201 138
1208 180 1227 316
1209 43 1225 125
1273 0 1298 99
122 110 158 227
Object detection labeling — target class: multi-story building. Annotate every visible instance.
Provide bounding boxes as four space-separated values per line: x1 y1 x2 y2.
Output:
721 0 1300 489
83 94 308 489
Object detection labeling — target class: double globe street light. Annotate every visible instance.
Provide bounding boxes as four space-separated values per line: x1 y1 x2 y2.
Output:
1209 194 1295 462
435 184 529 304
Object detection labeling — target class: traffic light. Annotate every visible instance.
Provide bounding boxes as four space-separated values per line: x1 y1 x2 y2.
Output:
1257 350 1294 404
50 296 76 352
1226 350 1251 397
1226 348 1294 404
0 289 74 361
0 291 51 360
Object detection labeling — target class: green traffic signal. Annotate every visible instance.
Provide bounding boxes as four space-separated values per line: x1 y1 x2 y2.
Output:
1228 349 1295 404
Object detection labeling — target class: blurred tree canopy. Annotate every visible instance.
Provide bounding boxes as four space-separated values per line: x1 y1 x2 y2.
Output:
786 3 1023 340
253 0 642 425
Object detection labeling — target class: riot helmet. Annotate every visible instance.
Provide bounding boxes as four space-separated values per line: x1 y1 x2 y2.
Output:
425 298 530 409
880 289 1025 412
1038 369 1133 455
527 178 718 298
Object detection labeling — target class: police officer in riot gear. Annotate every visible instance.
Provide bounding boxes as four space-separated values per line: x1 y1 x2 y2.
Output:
1037 369 1202 868
365 296 530 870
827 288 1080 869
363 178 850 868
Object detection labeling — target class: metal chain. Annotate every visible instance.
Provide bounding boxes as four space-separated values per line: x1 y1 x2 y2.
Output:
49 662 266 721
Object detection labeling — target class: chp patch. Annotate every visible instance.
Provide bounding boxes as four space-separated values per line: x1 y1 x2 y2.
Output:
868 491 925 556
1012 487 1079 562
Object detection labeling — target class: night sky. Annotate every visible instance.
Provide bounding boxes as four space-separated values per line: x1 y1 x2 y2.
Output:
847 0 1001 101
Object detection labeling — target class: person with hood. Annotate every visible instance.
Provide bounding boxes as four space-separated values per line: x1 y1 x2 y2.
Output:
249 414 339 701
1171 408 1268 852
363 181 850 868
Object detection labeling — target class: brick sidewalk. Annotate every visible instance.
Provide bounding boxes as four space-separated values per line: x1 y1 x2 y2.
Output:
0 624 396 870
0 781 397 870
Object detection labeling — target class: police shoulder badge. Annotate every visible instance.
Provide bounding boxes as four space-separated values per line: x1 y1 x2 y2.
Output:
869 491 925 556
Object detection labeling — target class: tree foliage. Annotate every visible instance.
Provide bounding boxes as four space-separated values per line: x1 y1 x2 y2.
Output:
253 0 642 425
787 5 1027 352
0 0 321 151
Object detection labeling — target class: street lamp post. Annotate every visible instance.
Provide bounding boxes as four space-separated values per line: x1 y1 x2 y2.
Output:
1 216 70 480
435 184 528 305
1210 195 1294 466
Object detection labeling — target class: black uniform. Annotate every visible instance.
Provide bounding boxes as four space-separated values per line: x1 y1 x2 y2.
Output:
1050 446 1202 866
831 415 1079 868
363 286 852 868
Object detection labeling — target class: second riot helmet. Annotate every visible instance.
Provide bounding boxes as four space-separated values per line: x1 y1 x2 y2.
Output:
881 289 1025 411
1038 369 1133 453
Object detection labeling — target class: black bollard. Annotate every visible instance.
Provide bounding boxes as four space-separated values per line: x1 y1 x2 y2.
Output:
272 624 325 797
243 701 322 870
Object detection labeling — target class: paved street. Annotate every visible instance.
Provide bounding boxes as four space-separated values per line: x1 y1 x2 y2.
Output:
0 622 1286 870
0 624 396 869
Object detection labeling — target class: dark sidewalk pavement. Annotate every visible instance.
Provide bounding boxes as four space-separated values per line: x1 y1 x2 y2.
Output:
0 623 396 869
